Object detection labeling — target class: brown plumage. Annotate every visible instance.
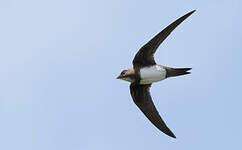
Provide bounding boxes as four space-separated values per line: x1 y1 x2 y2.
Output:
130 84 176 138
132 10 196 69
117 10 195 138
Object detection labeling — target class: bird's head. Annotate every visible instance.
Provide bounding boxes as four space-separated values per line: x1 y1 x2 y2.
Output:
116 68 135 83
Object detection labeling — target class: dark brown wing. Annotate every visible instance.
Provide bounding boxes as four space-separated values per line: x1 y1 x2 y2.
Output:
132 10 195 68
130 83 176 138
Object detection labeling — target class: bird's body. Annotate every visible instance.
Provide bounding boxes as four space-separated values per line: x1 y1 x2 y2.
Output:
140 65 167 84
117 10 195 138
118 65 191 84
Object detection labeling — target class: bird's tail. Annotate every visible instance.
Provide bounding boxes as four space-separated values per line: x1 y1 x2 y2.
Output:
165 67 191 78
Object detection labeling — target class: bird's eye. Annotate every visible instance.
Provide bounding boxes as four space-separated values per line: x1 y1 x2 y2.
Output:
121 71 126 75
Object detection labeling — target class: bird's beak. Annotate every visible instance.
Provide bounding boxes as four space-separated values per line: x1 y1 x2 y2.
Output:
116 75 121 79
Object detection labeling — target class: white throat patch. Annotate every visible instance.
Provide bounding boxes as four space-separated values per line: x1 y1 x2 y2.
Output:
140 65 166 84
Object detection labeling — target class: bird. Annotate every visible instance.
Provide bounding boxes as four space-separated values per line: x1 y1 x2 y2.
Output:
117 10 195 138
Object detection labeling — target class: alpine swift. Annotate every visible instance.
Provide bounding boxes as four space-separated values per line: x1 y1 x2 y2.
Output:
117 10 195 138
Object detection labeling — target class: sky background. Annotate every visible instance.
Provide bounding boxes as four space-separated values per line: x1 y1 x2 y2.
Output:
0 0 242 150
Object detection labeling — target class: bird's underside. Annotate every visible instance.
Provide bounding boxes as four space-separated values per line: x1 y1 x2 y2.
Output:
117 10 195 138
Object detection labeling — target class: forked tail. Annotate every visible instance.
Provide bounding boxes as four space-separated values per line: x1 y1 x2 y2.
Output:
165 67 191 78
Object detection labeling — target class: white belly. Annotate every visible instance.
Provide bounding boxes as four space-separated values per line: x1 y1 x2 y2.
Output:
140 65 167 84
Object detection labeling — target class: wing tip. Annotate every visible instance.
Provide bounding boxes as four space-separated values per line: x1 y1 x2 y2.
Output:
190 9 196 13
169 133 177 139
188 9 196 15
164 129 176 139
186 9 196 18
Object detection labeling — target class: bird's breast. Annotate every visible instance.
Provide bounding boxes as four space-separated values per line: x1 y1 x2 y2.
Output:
139 65 166 84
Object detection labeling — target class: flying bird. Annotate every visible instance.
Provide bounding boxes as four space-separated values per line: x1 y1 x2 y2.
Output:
117 10 195 138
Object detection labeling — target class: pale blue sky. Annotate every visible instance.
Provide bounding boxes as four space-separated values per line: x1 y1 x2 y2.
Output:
0 0 242 150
